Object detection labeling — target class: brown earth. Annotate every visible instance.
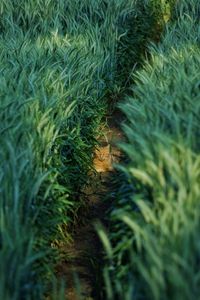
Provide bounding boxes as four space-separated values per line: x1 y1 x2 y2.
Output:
56 110 124 300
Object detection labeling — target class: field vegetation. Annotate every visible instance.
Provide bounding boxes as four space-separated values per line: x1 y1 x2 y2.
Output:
103 0 200 299
0 0 167 298
0 0 199 299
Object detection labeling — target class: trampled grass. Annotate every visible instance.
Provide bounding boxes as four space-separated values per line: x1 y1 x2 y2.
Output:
103 0 200 299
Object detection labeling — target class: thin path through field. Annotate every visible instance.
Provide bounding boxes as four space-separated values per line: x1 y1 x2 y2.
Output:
56 109 124 300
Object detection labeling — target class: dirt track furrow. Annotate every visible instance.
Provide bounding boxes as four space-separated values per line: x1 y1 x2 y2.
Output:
56 111 124 300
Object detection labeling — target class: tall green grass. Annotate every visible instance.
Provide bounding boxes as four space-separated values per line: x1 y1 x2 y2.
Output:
0 0 167 298
103 0 200 299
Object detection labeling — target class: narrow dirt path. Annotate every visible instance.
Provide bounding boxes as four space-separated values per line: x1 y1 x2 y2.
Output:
56 110 124 300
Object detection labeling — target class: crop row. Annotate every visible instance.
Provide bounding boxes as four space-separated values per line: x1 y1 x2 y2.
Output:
0 0 167 298
104 0 200 299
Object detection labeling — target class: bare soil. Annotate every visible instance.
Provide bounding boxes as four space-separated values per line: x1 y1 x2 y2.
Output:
56 111 124 300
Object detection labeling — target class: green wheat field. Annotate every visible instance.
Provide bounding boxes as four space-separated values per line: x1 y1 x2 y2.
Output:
0 0 200 299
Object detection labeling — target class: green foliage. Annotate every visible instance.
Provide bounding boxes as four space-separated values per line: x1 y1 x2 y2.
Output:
103 0 200 299
0 0 165 299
